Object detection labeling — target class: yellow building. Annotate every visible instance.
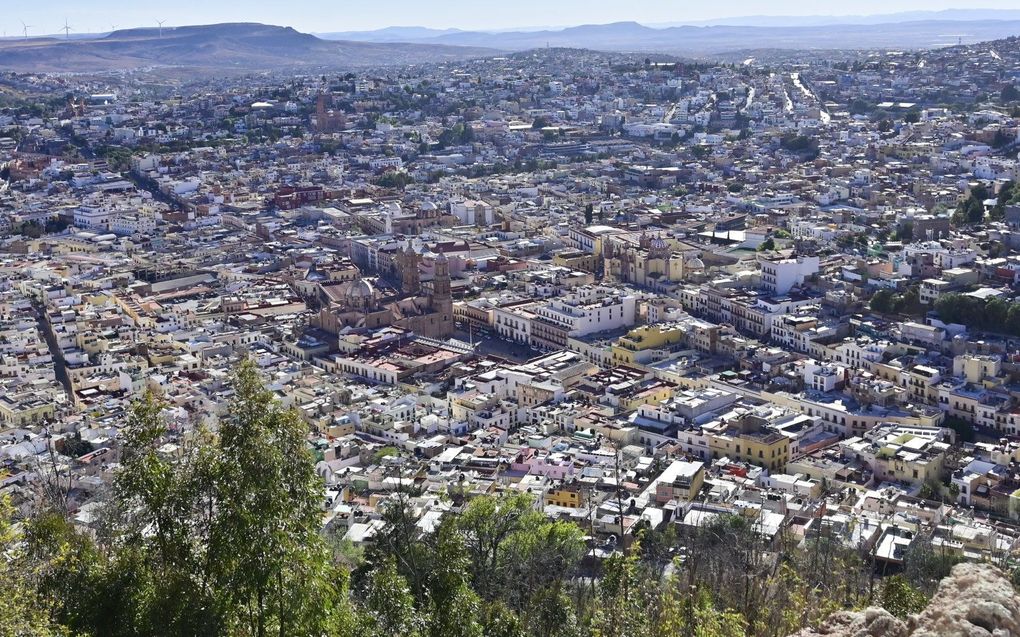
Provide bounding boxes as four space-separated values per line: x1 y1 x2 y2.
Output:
839 425 949 487
603 232 704 287
0 392 55 427
954 354 1001 385
568 224 625 258
611 380 678 413
611 323 687 366
553 249 598 273
325 420 356 438
874 437 946 485
545 483 585 508
704 414 790 473
652 460 705 505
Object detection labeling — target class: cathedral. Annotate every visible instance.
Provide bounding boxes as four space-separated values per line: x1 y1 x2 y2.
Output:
603 232 704 288
310 245 454 339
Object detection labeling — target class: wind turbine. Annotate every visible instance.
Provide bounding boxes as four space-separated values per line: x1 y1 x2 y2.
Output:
20 20 32 39
110 24 118 33
61 19 73 40
156 19 165 38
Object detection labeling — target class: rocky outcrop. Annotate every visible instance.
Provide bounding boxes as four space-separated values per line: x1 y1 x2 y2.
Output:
791 563 1020 637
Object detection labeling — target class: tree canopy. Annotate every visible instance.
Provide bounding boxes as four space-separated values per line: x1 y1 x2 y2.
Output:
2 361 976 637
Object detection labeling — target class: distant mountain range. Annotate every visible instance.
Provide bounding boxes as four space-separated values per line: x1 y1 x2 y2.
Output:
5 12 1020 74
315 9 1020 53
652 8 1020 27
317 26 465 42
0 23 497 73
316 9 1020 40
322 17 1020 53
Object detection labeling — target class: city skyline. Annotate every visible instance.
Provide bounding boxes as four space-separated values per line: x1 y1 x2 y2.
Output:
3 0 1020 634
4 0 1020 38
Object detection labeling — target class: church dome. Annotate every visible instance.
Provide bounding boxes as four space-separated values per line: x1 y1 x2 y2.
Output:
685 256 705 270
649 236 669 252
345 279 376 301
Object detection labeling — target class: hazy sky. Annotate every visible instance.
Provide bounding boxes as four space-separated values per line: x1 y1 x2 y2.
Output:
3 0 1019 37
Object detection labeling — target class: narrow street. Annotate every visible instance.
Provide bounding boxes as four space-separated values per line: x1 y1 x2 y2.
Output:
33 302 72 401
125 170 181 209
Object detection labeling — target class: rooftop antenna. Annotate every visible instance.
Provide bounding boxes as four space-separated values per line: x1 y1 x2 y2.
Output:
156 19 165 38
61 19 72 40
20 20 32 39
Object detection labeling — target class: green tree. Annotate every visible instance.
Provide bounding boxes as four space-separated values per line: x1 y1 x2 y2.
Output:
113 391 221 636
0 495 73 637
363 558 423 637
943 416 976 443
455 492 547 601
211 360 349 637
375 171 414 189
1007 304 1020 335
29 361 356 637
589 549 650 637
891 287 921 316
479 601 526 637
954 185 989 225
879 576 926 618
991 181 1016 220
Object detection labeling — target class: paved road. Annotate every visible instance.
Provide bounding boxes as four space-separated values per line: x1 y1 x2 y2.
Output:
452 327 541 363
34 302 72 400
126 171 182 210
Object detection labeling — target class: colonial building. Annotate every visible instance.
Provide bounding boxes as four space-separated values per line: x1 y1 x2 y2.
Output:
603 232 703 288
311 248 454 339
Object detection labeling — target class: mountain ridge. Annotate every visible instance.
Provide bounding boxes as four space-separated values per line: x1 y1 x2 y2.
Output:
0 22 497 73
393 19 1020 53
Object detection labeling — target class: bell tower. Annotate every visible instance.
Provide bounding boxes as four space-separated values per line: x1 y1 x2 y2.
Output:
432 252 453 336
398 244 420 295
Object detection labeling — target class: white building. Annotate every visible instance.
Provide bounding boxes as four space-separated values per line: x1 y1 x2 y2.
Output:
760 256 819 294
532 286 637 337
449 199 494 226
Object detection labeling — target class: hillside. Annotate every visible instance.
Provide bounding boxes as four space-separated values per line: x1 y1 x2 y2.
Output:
791 563 1020 637
381 19 1020 53
0 23 498 73
317 26 464 42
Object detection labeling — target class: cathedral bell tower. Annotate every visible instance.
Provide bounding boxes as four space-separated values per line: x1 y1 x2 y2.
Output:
398 244 420 295
432 252 453 336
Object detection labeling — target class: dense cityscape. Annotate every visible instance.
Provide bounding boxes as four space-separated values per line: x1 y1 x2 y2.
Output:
3 9 1020 636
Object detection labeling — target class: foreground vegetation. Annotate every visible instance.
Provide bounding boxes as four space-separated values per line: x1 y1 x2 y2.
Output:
0 361 978 636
